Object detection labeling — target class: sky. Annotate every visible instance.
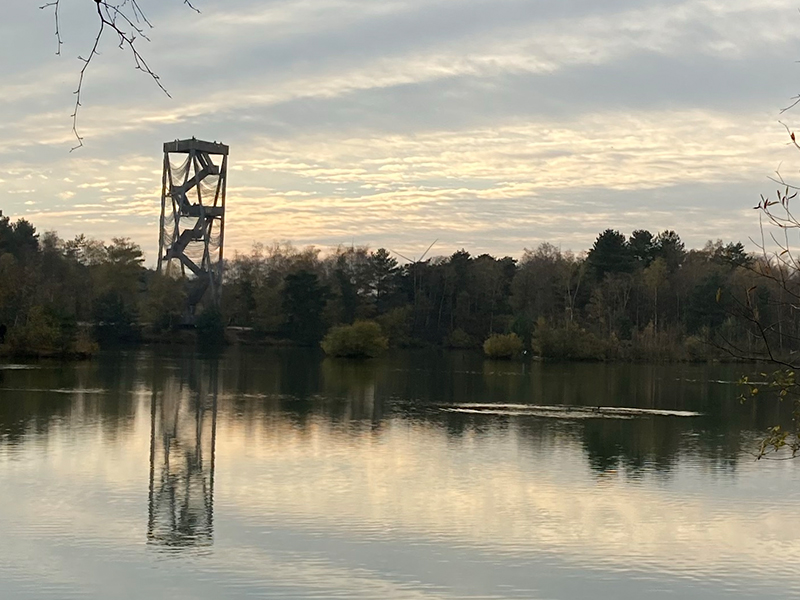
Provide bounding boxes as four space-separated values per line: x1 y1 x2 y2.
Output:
2 0 800 264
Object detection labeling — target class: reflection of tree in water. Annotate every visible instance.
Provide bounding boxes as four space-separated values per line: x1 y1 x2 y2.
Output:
321 358 385 426
580 419 682 476
397 359 789 477
147 361 218 550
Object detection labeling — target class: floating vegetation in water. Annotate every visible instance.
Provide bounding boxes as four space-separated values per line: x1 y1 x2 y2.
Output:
440 403 702 420
0 387 107 395
677 378 766 385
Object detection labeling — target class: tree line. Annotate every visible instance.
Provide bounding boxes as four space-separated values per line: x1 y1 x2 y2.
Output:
0 213 789 360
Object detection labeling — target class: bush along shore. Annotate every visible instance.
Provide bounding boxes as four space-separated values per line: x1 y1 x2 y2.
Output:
0 214 783 362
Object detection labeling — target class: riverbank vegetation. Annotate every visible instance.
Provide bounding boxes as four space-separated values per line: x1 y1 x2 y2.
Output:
321 320 389 358
483 333 523 359
0 213 783 362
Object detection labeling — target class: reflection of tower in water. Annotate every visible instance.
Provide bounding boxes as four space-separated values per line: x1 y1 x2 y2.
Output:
148 363 218 549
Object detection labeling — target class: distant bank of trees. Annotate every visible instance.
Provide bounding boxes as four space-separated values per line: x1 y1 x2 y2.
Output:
0 213 788 361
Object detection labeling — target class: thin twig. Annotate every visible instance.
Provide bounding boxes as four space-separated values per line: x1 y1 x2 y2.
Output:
40 1 62 55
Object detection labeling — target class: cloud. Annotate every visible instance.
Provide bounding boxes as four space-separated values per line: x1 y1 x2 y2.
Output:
1 0 798 262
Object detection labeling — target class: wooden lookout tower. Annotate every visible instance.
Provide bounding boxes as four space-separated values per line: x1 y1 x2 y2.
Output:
157 138 229 320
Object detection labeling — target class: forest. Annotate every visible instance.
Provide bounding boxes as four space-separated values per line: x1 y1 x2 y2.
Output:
0 212 789 361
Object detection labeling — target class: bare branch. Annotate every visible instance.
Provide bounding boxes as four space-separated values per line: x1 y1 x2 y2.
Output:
40 1 62 55
44 0 196 149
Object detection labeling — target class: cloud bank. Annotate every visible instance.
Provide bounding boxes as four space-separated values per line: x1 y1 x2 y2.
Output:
1 0 799 262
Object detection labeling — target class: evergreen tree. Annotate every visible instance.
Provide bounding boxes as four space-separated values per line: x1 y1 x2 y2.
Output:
369 248 401 313
587 229 633 279
281 270 329 345
629 230 656 266
654 230 686 271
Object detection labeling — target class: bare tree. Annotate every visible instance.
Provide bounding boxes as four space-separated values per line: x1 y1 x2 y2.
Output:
725 124 800 459
40 0 200 150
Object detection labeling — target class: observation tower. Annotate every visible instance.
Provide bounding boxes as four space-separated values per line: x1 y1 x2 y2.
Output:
157 138 229 319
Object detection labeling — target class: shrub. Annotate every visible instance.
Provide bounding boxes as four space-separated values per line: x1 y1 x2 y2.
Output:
92 290 140 344
510 314 534 351
483 333 523 359
195 306 227 346
321 320 389 358
141 273 186 333
629 323 685 362
376 306 413 347
74 329 100 358
7 306 59 356
446 328 474 349
4 306 97 358
534 319 611 360
684 326 721 362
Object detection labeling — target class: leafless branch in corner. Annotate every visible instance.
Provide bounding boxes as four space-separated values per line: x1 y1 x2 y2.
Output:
41 0 201 151
40 1 62 55
726 120 800 458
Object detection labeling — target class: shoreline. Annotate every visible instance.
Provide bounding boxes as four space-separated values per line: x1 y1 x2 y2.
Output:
0 338 772 366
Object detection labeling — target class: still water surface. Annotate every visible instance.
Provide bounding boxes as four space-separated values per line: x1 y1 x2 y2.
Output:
1 348 799 599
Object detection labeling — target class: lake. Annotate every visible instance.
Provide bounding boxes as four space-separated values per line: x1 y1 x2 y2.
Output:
1 348 799 599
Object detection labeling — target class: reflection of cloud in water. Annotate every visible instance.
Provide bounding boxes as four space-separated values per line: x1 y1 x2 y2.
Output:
216 415 800 585
1 351 800 597
443 407 636 419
